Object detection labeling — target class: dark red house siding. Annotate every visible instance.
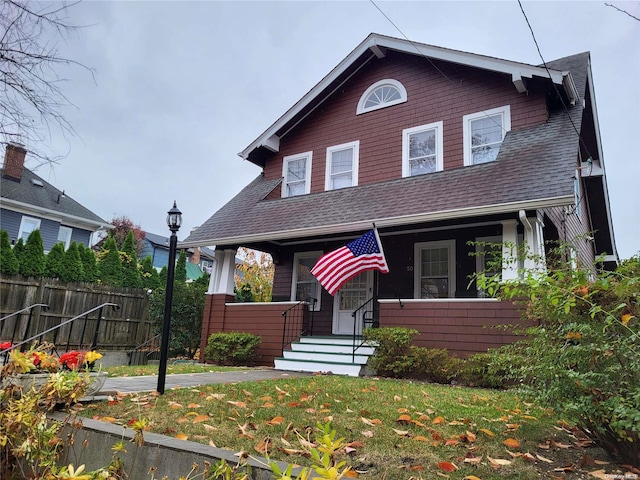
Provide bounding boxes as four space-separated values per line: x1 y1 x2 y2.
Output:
263 52 548 189
379 299 526 357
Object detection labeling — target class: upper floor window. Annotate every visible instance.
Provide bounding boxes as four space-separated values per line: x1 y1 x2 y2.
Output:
402 122 443 177
282 151 312 198
325 141 359 190
356 79 407 115
57 226 73 250
463 105 511 166
18 216 41 242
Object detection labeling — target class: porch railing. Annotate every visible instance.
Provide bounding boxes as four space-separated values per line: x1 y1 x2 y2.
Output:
281 297 316 355
352 297 377 362
0 303 120 358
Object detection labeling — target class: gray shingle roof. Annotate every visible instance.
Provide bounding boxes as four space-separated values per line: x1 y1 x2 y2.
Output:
183 52 589 248
1 166 110 229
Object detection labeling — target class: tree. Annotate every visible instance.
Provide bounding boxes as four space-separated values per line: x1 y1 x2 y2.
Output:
0 0 88 165
45 242 65 278
79 243 98 282
97 236 122 286
140 255 161 290
19 229 45 277
0 230 19 274
175 250 187 283
120 231 142 288
149 280 206 359
95 216 146 255
62 241 83 281
235 248 274 302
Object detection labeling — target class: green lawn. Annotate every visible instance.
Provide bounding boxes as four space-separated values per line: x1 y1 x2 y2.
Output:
81 374 613 479
104 363 249 377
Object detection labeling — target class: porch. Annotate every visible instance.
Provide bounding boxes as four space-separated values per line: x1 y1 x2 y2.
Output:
198 294 524 374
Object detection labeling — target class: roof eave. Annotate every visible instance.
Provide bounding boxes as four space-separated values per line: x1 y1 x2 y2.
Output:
1 198 112 231
180 194 575 248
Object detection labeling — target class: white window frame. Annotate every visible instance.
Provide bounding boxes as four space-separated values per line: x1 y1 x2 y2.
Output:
18 216 41 242
463 105 511 166
402 121 444 177
414 240 456 299
325 141 359 191
356 79 407 115
282 151 312 198
57 226 73 250
291 251 322 311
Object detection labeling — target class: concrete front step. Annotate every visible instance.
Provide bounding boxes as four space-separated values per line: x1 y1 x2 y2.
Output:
274 335 377 377
274 358 363 377
282 350 370 364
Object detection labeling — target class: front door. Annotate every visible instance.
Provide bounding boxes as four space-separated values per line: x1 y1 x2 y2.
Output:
332 272 373 335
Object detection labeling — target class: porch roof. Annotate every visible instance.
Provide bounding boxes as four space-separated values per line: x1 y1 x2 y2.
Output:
182 53 589 249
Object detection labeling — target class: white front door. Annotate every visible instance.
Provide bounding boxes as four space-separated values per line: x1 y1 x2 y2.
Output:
332 272 373 335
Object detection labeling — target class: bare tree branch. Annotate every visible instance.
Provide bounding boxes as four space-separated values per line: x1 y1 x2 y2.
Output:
0 0 90 166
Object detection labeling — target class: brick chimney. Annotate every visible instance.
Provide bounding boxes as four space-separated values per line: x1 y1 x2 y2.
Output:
189 227 201 265
2 144 27 181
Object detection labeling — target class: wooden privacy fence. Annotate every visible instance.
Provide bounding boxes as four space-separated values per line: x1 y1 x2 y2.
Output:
0 275 152 351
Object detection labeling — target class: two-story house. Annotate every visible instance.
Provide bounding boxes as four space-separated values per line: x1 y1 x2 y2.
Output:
1 144 111 250
182 34 618 374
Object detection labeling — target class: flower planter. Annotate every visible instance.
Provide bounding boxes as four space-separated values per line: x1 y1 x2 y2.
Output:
5 371 108 397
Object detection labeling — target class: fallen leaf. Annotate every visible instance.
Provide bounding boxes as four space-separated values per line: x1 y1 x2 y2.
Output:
463 455 482 466
187 403 201 408
266 416 285 426
588 469 609 479
361 430 374 438
98 416 116 423
553 465 575 473
397 414 412 424
522 452 536 462
478 428 495 437
394 395 401 401
207 393 225 400
254 437 272 455
175 433 188 440
169 402 183 409
433 416 445 425
536 454 553 463
487 457 512 468
392 428 410 437
343 469 358 478
202 424 217 432
503 438 521 449
227 401 247 409
414 435 428 442
463 476 482 480
361 417 375 426
550 440 571 449
437 461 458 472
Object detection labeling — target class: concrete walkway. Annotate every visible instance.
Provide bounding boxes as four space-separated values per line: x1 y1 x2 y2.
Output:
98 368 311 395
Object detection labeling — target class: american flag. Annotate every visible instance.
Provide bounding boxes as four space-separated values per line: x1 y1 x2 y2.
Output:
311 229 389 296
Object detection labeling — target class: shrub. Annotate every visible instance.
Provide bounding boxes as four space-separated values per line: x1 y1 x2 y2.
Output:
97 236 122 286
45 242 66 278
410 346 463 384
19 229 45 277
0 230 19 274
363 327 418 378
205 332 261 366
477 249 640 465
456 350 523 388
121 231 142 287
62 241 84 281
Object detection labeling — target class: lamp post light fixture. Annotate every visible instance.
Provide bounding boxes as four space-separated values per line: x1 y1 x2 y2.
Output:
157 201 182 394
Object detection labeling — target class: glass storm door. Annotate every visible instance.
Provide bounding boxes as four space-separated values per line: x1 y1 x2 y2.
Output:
332 272 373 335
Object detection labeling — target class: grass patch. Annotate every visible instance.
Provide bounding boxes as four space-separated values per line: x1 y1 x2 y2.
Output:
104 363 250 378
81 375 605 479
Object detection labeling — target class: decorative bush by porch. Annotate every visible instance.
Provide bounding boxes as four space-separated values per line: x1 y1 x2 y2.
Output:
205 332 261 366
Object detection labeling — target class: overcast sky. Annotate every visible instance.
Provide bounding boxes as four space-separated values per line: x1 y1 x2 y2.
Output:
32 1 639 260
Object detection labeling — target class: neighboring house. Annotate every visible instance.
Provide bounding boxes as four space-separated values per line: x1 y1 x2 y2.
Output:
0 144 111 251
183 34 618 374
139 232 172 270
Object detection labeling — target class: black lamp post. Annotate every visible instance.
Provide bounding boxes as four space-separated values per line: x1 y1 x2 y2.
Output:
157 201 182 394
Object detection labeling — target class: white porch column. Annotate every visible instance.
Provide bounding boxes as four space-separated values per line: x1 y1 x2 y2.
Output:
500 219 519 281
519 210 546 274
216 249 238 296
206 249 226 294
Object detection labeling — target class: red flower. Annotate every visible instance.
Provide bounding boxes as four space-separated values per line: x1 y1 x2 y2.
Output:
0 342 12 350
59 351 83 370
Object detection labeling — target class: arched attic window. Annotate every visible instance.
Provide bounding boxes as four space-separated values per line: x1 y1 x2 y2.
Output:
356 79 407 115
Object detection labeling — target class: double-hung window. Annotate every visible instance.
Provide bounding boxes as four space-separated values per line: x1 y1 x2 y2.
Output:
402 122 443 177
325 141 359 190
57 226 73 250
18 216 41 242
463 105 511 166
282 151 312 197
414 240 456 298
291 251 322 311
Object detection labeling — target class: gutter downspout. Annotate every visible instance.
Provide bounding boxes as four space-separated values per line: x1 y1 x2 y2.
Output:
519 210 536 273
